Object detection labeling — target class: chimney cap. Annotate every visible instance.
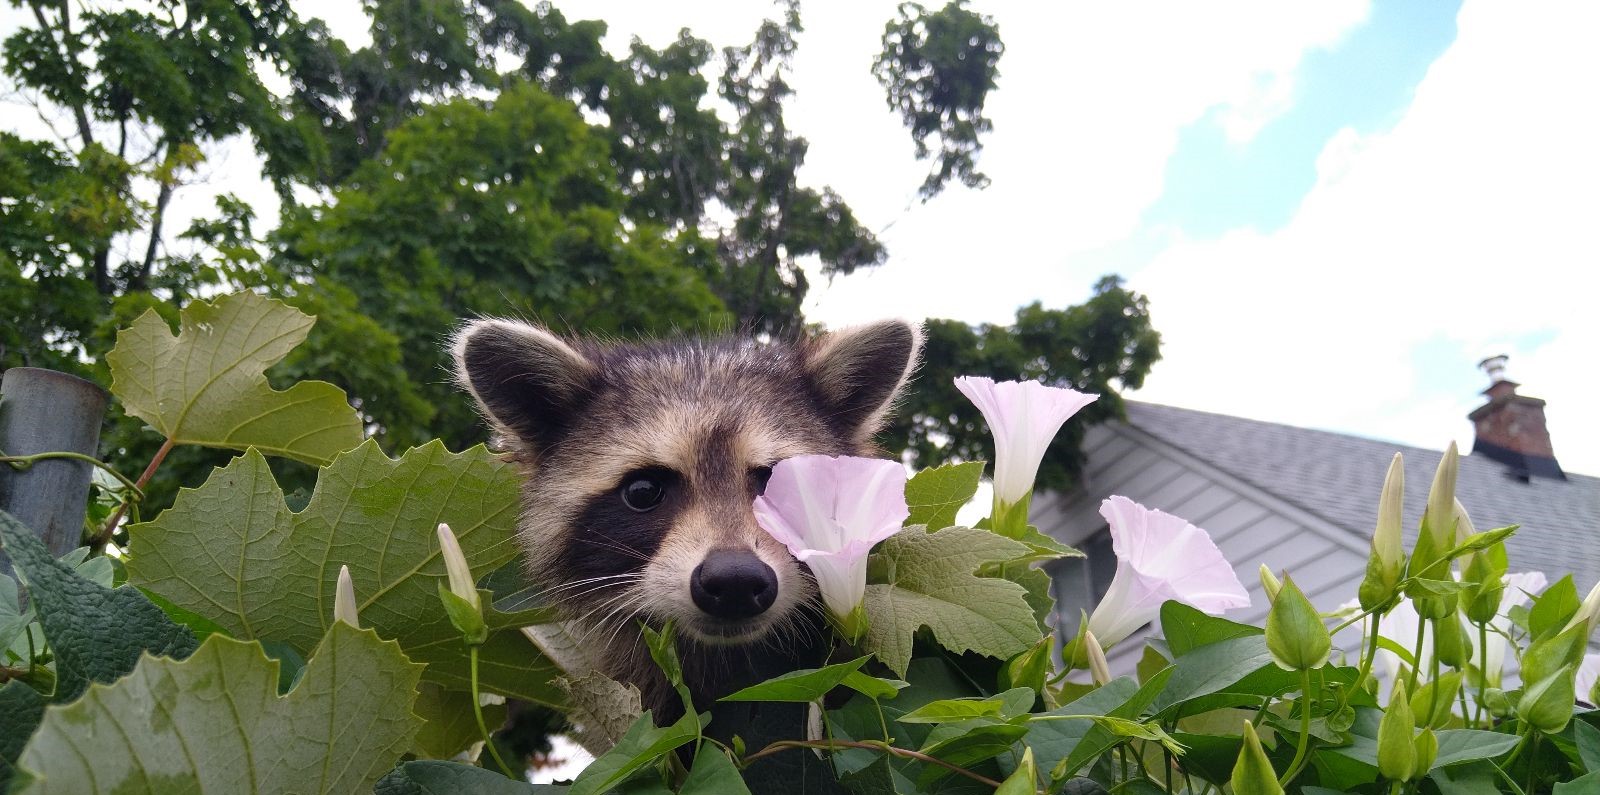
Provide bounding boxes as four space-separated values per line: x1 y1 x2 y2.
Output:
1478 354 1509 384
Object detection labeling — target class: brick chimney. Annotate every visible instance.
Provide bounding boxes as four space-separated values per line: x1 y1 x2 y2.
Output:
1468 355 1564 480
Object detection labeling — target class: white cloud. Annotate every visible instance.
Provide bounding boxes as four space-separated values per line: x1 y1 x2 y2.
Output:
798 0 1369 327
1129 0 1600 474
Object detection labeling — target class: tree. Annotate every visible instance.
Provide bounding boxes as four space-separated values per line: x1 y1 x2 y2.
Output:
882 276 1162 491
873 0 1004 200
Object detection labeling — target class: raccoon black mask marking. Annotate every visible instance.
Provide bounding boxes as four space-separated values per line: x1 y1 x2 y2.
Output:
451 319 923 719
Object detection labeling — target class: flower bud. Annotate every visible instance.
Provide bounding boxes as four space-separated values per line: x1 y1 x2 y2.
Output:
1523 623 1587 688
1084 630 1112 686
1230 721 1284 795
1000 635 1054 694
1408 445 1458 619
1359 453 1406 611
1563 579 1600 638
1410 671 1460 729
1425 443 1459 555
1433 613 1472 670
1481 687 1510 717
333 564 360 628
1377 681 1417 782
1517 664 1576 735
1412 728 1438 778
1461 540 1508 625
437 523 479 613
1266 576 1330 671
436 523 487 645
1259 565 1282 602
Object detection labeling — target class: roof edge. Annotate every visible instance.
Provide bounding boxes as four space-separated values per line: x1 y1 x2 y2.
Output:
1109 421 1371 555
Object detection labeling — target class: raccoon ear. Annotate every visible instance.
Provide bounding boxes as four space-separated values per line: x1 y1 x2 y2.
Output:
803 319 924 442
452 319 596 455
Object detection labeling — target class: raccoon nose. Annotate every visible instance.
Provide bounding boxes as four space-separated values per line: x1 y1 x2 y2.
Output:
690 549 778 620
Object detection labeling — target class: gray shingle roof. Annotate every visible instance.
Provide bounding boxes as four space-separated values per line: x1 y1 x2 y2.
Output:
1122 402 1600 591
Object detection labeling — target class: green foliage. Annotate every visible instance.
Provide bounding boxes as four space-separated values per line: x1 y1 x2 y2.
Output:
720 656 871 703
882 276 1163 490
125 442 561 703
873 1 1004 199
107 292 364 465
903 461 985 531
377 760 559 794
861 526 1038 676
15 624 422 795
0 509 196 702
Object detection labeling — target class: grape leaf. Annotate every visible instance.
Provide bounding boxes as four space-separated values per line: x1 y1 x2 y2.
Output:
106 291 362 466
861 526 1038 676
15 624 421 795
0 509 196 702
904 461 984 530
126 441 562 704
411 682 508 760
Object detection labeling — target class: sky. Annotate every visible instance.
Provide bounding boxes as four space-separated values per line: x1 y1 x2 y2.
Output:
3 0 1595 476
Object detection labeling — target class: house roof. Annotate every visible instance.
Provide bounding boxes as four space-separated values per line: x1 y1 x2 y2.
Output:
1121 402 1600 590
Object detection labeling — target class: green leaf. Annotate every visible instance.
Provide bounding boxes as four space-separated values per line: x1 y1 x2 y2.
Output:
995 747 1038 795
721 656 869 702
1019 677 1140 783
0 571 33 657
375 760 562 794
1151 635 1286 714
0 680 45 793
568 711 702 795
1453 526 1518 555
15 624 423 795
555 671 645 756
915 721 1029 786
556 668 643 755
1406 578 1472 599
1160 600 1261 656
1576 719 1600 774
861 526 1039 676
126 442 561 704
841 671 909 700
1427 763 1502 795
1555 770 1600 794
680 745 752 795
106 291 363 466
410 682 508 760
1056 668 1177 778
1326 726 1518 772
1530 575 1579 641
904 461 984 530
0 509 197 702
896 696 1005 724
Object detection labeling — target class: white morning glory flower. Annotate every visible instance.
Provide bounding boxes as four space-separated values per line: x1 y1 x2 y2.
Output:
1087 496 1250 649
953 376 1098 536
753 455 908 639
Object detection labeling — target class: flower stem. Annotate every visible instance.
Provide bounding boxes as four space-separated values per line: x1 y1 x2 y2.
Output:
0 449 144 495
1278 668 1315 786
1473 621 1489 726
742 739 1002 789
92 437 173 551
470 645 515 777
1405 617 1427 695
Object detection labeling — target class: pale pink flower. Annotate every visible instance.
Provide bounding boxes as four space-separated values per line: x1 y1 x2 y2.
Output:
1087 496 1250 648
953 376 1099 506
753 455 909 629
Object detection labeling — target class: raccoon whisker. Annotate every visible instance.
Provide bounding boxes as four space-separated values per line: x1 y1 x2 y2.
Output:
571 588 645 635
574 536 652 562
537 573 643 600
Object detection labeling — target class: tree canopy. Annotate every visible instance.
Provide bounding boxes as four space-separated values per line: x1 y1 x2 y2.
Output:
2 0 1157 510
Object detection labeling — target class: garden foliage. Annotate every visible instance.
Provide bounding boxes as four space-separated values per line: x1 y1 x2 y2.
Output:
1 293 1596 795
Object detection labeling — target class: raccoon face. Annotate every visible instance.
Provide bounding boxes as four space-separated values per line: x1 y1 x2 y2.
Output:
452 319 922 648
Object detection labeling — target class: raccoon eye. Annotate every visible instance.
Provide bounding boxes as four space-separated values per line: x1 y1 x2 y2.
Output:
751 465 774 495
620 471 669 512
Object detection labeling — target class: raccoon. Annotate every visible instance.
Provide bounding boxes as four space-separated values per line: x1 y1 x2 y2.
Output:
451 318 921 726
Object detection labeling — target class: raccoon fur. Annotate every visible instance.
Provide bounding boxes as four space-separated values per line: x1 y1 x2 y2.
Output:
451 318 921 776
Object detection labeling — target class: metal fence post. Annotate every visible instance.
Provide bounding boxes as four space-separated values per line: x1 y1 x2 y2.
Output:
0 367 108 572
